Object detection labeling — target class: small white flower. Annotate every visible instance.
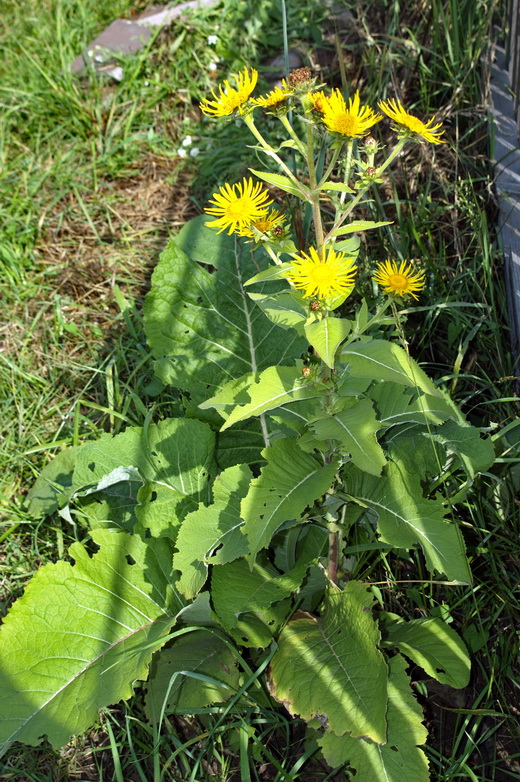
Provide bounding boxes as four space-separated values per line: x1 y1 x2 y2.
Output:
189 146 201 158
181 135 192 147
207 35 218 45
208 62 218 71
177 147 188 158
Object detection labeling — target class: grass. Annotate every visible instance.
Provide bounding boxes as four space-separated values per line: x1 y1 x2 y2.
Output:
1 0 519 779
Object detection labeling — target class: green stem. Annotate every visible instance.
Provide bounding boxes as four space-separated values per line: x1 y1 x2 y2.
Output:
279 114 306 155
339 140 354 205
318 145 342 187
378 137 407 173
327 526 339 584
243 114 309 198
306 124 325 254
323 186 369 244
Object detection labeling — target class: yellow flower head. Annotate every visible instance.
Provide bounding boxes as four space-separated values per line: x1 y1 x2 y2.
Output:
373 259 426 300
286 246 357 300
238 208 285 238
378 98 445 144
200 68 258 117
252 80 294 112
205 178 272 235
321 90 382 138
307 90 328 114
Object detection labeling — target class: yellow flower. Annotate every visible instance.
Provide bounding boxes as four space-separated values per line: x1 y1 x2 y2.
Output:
378 98 445 144
321 90 382 138
205 178 272 234
252 81 294 111
286 246 357 300
238 209 285 238
307 90 328 113
200 68 258 117
373 259 426 300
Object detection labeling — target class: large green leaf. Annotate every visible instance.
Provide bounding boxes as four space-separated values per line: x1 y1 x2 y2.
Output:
144 217 305 397
25 446 78 518
146 630 239 717
0 529 181 757
431 419 495 480
269 583 388 742
248 290 307 332
340 340 442 397
174 464 252 599
241 438 339 560
304 318 351 369
318 655 429 781
370 382 454 428
310 398 386 475
201 367 326 431
346 464 471 583
380 612 470 688
64 418 215 533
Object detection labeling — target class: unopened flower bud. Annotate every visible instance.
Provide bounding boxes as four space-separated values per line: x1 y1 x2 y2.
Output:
273 225 284 236
366 167 377 177
364 136 377 149
302 366 312 377
309 299 322 311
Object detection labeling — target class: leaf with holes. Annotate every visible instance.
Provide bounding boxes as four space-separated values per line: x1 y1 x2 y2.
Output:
269 583 388 742
144 217 305 398
0 529 181 758
318 654 429 780
241 438 339 561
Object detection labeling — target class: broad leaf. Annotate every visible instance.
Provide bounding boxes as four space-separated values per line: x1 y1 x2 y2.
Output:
248 290 307 331
0 529 181 757
144 217 305 397
269 583 388 742
174 464 252 599
370 382 454 428
304 318 351 369
25 446 77 518
340 340 442 397
346 464 471 583
216 420 266 469
431 419 495 480
318 654 429 781
146 630 239 716
241 438 339 560
380 612 470 688
319 181 354 193
245 263 293 285
310 398 386 475
249 168 309 199
204 366 326 431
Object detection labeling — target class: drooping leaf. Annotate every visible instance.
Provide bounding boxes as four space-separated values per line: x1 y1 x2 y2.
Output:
318 654 429 781
380 612 471 688
25 446 78 518
340 340 442 397
330 219 392 237
0 529 181 757
370 382 454 428
204 366 326 431
310 398 386 476
146 630 239 717
69 466 144 531
245 263 293 285
249 168 309 199
269 583 388 742
144 218 305 397
174 464 252 599
241 438 339 560
304 318 351 369
346 464 471 583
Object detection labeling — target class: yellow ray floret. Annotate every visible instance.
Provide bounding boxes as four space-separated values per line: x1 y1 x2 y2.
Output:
373 259 426 300
321 90 382 138
286 246 357 300
238 209 285 237
205 178 272 235
378 98 445 144
307 90 328 113
200 68 258 117
252 80 294 110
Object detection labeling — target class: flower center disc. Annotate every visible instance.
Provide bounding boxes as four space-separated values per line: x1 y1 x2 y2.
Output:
388 273 408 290
333 113 359 136
226 197 251 218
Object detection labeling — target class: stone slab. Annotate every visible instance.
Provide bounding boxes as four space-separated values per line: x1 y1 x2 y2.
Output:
71 0 219 79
